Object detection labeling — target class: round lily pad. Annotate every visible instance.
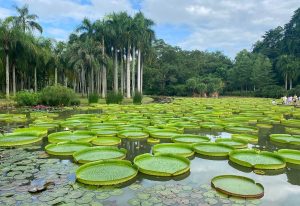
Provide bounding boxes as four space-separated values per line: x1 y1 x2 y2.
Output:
147 138 160 144
91 129 118 137
134 153 190 176
229 149 286 170
270 134 300 146
45 142 92 156
73 146 127 163
215 138 248 149
231 134 258 144
277 149 300 165
172 134 210 144
91 137 121 146
117 130 149 139
211 175 264 198
48 131 96 143
193 143 234 157
153 143 194 157
225 126 258 135
150 131 180 139
285 127 300 135
76 160 138 185
0 132 43 147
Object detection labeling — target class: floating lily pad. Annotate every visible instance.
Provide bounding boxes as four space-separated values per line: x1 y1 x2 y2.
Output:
134 153 190 176
172 134 210 144
215 138 248 149
76 160 138 185
48 130 96 143
270 134 300 146
45 142 92 156
211 175 264 198
150 131 180 139
281 119 300 128
153 143 194 157
73 146 127 163
225 126 258 135
14 127 48 137
231 134 258 144
147 138 160 144
91 137 121 146
117 130 149 139
91 129 118 137
285 127 300 135
0 132 43 147
229 149 286 169
193 143 234 157
277 149 300 165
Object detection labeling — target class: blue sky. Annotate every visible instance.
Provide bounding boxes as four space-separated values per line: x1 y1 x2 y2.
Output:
0 0 299 58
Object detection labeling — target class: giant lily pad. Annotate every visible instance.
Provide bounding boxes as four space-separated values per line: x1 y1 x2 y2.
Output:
281 119 300 128
149 131 180 139
229 149 286 170
0 132 43 147
76 160 138 185
91 129 118 137
231 134 258 144
215 138 248 149
277 149 300 165
153 143 194 157
225 126 258 135
270 134 300 146
211 175 264 198
117 130 149 139
134 153 190 176
73 146 127 163
91 137 121 146
48 130 96 143
172 134 210 144
193 143 234 157
14 127 48 137
45 142 92 156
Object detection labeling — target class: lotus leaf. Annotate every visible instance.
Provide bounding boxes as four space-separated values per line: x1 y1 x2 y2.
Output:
134 153 190 176
153 143 194 157
193 142 234 157
48 130 96 143
150 130 180 139
73 146 127 163
91 137 121 146
277 149 300 165
0 132 43 147
172 134 210 144
45 142 91 156
117 130 149 139
231 134 258 144
211 175 264 198
215 138 248 149
147 138 160 144
91 129 118 137
76 159 138 185
270 134 300 145
229 149 286 169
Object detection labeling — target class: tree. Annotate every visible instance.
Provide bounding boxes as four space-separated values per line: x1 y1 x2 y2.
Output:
276 55 293 90
251 54 274 90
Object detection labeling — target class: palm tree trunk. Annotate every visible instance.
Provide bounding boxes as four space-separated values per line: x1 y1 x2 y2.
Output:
101 37 107 98
285 74 287 90
290 77 292 90
34 67 37 92
132 46 136 95
121 51 124 95
91 67 94 94
12 63 16 96
114 49 118 92
55 67 58 85
126 42 131 98
141 61 143 95
5 54 9 99
137 49 141 92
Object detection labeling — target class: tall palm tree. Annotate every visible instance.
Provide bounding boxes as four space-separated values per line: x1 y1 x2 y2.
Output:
276 55 293 90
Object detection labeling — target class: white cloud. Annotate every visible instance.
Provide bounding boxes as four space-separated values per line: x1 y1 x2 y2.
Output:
0 7 14 19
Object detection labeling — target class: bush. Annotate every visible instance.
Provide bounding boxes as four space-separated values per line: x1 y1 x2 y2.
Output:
106 91 123 104
287 85 300 96
133 92 143 104
15 91 39 106
255 85 286 98
39 85 79 106
88 93 99 104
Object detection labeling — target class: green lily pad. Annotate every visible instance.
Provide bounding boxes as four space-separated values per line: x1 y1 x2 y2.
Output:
277 149 300 165
215 138 248 149
134 153 190 176
0 132 43 147
153 143 194 157
147 138 160 144
225 126 258 135
48 130 96 143
73 146 127 163
172 134 210 144
91 137 121 146
45 142 92 156
229 149 286 169
117 130 149 139
193 143 234 157
150 131 180 139
211 175 264 198
231 134 258 144
76 159 138 185
270 134 300 146
91 129 118 137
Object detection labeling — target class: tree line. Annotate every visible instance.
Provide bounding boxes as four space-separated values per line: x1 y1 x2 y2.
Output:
1 5 300 99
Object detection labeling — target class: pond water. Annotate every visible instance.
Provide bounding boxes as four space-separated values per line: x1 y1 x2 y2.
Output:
1 99 300 206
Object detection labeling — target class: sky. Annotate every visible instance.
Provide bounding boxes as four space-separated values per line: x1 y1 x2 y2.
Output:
0 0 299 58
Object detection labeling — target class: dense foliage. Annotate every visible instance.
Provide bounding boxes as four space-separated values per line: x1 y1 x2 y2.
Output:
106 92 123 104
88 93 99 104
133 92 143 104
15 91 39 106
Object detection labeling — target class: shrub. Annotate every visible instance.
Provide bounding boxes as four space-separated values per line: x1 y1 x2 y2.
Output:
106 91 123 104
15 91 39 106
39 85 79 106
133 92 143 104
287 85 300 96
88 93 99 104
255 85 286 98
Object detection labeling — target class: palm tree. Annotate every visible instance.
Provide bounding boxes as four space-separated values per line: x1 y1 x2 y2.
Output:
276 55 293 90
13 4 43 33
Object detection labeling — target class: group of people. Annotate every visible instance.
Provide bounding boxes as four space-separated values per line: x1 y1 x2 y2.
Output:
282 95 300 105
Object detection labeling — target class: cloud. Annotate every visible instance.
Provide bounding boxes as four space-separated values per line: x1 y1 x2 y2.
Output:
0 7 14 19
